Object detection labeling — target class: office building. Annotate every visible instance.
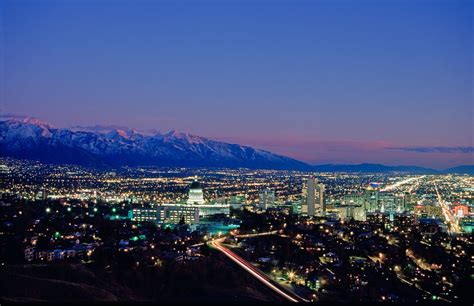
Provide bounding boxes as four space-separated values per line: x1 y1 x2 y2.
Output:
157 205 200 224
305 177 325 216
259 189 275 210
130 207 157 222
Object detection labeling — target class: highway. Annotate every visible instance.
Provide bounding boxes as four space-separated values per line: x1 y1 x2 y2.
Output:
232 230 279 238
380 176 425 192
209 238 305 302
433 182 461 234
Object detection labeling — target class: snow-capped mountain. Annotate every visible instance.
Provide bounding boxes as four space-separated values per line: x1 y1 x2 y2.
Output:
0 116 310 170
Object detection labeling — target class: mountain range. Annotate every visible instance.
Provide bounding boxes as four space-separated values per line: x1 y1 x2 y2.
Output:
0 116 472 174
0 116 308 170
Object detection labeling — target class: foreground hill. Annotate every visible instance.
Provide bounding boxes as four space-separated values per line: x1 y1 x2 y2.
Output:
0 260 275 302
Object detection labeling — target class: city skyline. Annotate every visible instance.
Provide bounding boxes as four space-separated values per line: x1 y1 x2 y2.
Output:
1 157 472 303
0 1 472 303
1 0 472 168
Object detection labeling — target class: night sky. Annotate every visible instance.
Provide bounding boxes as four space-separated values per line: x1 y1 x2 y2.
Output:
1 0 472 168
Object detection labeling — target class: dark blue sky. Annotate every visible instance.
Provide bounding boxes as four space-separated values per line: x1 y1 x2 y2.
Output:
1 0 472 168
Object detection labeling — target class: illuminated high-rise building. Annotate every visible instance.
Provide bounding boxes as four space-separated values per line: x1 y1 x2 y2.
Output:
306 177 316 216
305 177 325 216
317 183 326 213
364 184 380 212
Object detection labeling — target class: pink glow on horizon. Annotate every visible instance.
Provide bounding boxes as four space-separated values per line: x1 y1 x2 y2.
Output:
213 135 473 169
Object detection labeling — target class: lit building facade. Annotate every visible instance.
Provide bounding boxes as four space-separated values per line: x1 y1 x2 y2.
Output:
304 177 325 216
185 179 230 218
259 189 275 210
187 181 205 205
129 179 230 224
157 205 200 224
452 204 469 218
129 205 200 224
334 205 366 221
130 207 157 222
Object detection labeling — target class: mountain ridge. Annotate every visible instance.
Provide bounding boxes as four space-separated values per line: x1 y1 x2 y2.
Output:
0 116 472 173
0 116 309 170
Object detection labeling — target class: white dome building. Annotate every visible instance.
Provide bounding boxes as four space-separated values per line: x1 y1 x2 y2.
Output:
186 180 205 205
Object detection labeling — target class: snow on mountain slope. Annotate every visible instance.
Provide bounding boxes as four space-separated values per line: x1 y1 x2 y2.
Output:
0 117 310 170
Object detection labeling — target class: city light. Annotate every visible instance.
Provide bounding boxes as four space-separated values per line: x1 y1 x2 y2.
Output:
0 158 471 304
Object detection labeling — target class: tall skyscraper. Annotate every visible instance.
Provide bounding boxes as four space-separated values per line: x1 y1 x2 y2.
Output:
317 183 325 213
306 177 325 216
306 177 316 216
364 186 379 212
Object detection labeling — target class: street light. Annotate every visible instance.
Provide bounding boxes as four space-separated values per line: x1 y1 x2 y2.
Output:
288 271 295 282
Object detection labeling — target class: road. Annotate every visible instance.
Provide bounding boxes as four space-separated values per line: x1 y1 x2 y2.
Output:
396 274 450 303
380 176 425 192
433 182 461 234
232 230 279 238
209 238 306 302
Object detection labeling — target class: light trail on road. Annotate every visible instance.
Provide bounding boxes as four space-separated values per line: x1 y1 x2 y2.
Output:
433 182 461 234
232 230 279 238
380 176 425 192
209 238 303 302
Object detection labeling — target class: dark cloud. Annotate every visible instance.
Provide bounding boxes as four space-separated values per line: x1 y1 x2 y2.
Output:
386 146 474 153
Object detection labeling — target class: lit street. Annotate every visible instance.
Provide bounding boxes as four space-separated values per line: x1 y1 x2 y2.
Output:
208 238 305 302
433 182 461 234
